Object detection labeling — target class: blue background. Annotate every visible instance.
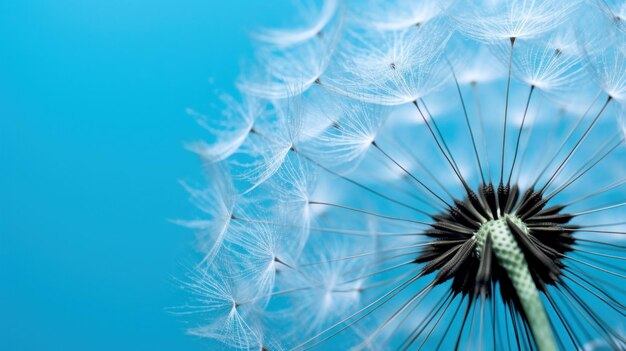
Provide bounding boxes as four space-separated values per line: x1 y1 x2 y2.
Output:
0 1 287 349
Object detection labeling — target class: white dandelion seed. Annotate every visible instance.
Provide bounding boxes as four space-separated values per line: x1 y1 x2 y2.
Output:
451 0 583 42
177 266 264 350
297 100 389 173
447 37 506 85
509 38 588 95
239 15 342 100
321 21 450 105
227 97 305 192
284 242 368 334
253 0 339 47
225 220 295 298
185 93 263 163
585 40 626 101
347 0 448 31
174 166 237 265
595 0 626 34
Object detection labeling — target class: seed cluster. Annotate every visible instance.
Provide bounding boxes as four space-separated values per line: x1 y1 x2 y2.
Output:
418 183 575 298
179 0 626 349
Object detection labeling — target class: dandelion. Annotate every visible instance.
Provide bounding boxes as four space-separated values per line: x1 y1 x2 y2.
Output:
178 1 626 350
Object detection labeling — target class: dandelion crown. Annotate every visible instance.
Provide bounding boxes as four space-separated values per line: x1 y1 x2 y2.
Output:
176 0 626 350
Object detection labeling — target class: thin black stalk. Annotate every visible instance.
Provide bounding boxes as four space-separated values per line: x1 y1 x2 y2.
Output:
294 149 431 216
507 84 535 185
471 82 492 182
539 96 612 194
372 141 452 208
530 93 602 188
448 62 486 184
500 37 516 184
308 200 429 225
413 100 473 195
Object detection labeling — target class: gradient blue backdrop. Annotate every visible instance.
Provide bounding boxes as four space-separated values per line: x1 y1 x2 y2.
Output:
0 1 288 349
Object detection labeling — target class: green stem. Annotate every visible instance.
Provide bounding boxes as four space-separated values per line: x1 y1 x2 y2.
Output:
477 215 557 351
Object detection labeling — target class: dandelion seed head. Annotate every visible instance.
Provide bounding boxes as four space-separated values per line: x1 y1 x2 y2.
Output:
178 0 626 349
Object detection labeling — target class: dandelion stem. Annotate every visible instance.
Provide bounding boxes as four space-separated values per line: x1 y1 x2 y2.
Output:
477 216 557 351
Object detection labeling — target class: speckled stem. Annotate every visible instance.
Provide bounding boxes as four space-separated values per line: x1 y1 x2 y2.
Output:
476 215 557 351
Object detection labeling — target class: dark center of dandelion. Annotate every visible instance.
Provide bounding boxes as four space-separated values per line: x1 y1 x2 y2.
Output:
417 182 576 299
413 182 580 350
